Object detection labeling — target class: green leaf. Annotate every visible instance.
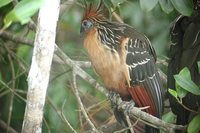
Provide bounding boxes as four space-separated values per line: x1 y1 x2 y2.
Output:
3 0 44 28
162 111 176 123
159 0 174 14
140 0 158 12
176 82 188 98
168 89 178 99
170 0 193 16
0 0 12 8
198 61 200 74
187 114 200 133
174 67 200 95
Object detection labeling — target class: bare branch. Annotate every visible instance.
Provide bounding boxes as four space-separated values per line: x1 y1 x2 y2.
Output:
0 31 33 46
0 80 26 102
0 120 18 133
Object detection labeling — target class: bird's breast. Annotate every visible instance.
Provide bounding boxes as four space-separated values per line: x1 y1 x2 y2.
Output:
83 28 129 96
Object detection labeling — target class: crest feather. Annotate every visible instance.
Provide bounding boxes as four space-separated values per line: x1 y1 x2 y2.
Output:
82 0 108 21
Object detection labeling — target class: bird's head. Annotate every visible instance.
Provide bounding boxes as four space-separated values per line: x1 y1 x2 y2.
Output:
80 19 94 36
80 0 109 36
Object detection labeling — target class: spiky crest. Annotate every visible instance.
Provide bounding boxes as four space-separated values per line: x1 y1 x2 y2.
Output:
82 0 107 21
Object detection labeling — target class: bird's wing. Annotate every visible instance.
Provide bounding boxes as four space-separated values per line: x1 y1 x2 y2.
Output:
124 30 164 117
99 21 164 116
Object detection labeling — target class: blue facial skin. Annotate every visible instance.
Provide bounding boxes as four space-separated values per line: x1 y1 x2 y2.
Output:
80 19 93 37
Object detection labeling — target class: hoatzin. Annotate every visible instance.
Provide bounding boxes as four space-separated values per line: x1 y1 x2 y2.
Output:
80 1 164 132
168 1 200 132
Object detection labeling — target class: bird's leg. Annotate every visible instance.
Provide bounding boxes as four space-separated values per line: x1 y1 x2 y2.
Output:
109 91 135 132
108 91 121 109
121 99 135 133
108 90 135 114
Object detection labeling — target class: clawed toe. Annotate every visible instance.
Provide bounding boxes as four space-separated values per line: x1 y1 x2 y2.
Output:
121 100 135 115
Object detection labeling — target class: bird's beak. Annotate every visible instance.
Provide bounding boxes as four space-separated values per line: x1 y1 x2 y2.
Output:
80 27 85 38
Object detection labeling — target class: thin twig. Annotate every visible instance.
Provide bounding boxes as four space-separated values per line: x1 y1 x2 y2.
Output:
125 114 134 133
0 70 27 92
111 8 124 23
0 90 10 98
43 117 51 133
178 100 199 114
0 31 33 46
0 120 18 133
0 80 26 102
86 100 108 112
72 71 99 132
61 100 77 133
125 113 134 133
6 51 16 133
114 127 130 133
47 97 78 132
73 61 91 68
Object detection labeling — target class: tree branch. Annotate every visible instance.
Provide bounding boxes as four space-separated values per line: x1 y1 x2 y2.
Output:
0 31 33 46
109 92 186 132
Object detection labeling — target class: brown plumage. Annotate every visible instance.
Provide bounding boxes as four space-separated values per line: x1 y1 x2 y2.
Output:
80 1 164 132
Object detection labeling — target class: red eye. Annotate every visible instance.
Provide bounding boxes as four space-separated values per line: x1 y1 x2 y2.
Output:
83 21 87 26
82 20 93 29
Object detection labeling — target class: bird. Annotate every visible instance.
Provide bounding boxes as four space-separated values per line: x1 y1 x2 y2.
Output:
168 1 200 132
80 1 164 132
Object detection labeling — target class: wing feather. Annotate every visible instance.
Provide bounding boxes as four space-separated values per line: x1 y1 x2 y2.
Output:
125 37 164 118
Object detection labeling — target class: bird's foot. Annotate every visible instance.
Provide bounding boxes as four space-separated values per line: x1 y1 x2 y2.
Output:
108 91 135 115
108 91 121 108
121 100 135 116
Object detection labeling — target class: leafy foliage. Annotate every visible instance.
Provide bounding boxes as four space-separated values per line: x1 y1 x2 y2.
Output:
0 0 12 8
162 111 176 123
140 0 158 12
174 67 200 95
169 67 200 132
103 0 193 16
170 0 193 16
169 67 200 101
188 114 200 133
3 0 44 28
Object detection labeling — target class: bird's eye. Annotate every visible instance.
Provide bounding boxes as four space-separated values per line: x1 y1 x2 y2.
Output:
82 20 93 29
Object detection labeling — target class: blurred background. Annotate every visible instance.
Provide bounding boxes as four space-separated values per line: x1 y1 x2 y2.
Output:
0 0 189 132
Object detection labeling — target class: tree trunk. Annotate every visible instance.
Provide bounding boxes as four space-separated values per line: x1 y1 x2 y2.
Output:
22 0 60 132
